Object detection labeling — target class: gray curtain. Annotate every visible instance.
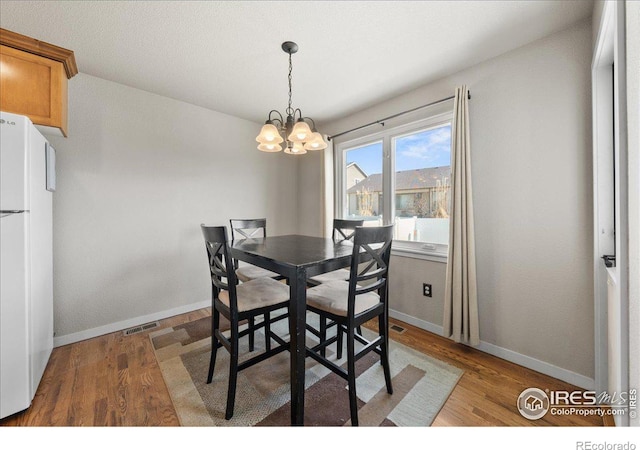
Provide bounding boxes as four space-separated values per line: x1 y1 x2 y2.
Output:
443 85 479 346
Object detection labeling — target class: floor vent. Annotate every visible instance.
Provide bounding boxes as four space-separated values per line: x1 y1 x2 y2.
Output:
123 321 159 336
390 324 406 334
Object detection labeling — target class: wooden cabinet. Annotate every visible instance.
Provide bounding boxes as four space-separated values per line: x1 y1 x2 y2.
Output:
0 29 77 137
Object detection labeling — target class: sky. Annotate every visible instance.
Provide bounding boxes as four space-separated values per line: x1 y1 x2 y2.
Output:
346 123 451 176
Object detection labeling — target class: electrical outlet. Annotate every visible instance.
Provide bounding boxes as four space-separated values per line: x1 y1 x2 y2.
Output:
423 283 432 297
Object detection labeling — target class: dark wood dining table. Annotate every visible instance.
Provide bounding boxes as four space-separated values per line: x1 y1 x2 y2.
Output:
229 234 355 426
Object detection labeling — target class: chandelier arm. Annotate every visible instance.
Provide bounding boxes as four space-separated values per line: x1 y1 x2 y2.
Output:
302 116 318 131
267 110 284 125
291 108 304 121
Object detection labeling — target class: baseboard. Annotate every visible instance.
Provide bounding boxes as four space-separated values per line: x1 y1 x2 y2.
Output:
390 309 445 336
389 309 596 391
53 300 210 347
53 303 596 390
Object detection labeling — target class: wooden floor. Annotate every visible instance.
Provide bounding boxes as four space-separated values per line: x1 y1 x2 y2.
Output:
0 308 606 426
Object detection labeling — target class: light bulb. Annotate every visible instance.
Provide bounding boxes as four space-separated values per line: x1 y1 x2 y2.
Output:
303 132 328 150
256 123 283 144
287 120 312 143
284 142 307 155
258 142 283 152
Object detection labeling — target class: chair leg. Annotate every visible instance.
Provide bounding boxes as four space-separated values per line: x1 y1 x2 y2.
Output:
347 326 358 426
319 317 327 357
225 326 239 420
337 324 344 360
356 324 363 361
265 312 271 352
207 308 220 384
379 314 393 394
248 317 255 352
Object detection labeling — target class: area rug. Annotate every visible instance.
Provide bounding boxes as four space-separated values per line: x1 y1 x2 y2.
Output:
150 311 463 426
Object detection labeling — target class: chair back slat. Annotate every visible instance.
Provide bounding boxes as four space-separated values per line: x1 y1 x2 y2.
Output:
347 225 394 320
332 219 364 243
201 225 238 311
356 242 389 275
356 266 386 282
205 241 229 291
229 218 267 269
230 218 267 240
355 278 386 295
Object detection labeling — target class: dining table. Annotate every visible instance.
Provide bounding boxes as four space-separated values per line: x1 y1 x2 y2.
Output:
229 234 356 426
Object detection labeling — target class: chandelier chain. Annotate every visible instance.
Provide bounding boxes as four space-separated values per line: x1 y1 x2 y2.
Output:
286 53 293 116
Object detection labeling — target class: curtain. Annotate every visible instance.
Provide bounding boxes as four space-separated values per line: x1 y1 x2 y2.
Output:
443 85 480 346
321 135 334 238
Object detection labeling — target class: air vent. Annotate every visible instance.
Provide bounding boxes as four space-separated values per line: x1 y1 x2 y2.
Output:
390 324 406 334
123 321 159 336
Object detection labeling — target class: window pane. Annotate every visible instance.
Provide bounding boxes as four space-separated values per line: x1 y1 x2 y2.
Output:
393 124 451 244
344 142 383 223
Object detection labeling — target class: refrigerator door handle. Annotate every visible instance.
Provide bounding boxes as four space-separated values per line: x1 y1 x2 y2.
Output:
0 210 28 218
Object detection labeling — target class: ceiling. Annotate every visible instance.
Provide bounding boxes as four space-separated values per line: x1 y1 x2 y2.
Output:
0 1 593 125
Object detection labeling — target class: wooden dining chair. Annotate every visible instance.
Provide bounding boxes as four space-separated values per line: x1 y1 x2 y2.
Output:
306 219 364 357
305 225 394 426
229 218 288 351
201 224 290 420
307 219 364 286
229 218 283 282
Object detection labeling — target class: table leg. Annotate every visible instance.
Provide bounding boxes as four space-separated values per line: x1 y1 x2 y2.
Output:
289 267 307 426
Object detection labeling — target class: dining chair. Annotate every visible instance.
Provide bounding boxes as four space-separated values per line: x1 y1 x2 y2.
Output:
229 218 283 282
306 219 364 357
230 218 287 351
305 224 394 426
307 218 364 286
201 224 290 420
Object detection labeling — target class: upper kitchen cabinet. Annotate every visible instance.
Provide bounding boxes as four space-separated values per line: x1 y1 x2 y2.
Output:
0 28 77 137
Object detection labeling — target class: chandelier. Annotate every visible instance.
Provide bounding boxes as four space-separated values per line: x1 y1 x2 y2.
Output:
255 41 327 155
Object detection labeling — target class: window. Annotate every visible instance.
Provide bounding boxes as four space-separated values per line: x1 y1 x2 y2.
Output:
344 142 383 220
335 111 453 258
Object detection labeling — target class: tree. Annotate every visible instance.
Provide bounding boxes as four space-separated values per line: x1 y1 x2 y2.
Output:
413 175 450 218
356 187 375 216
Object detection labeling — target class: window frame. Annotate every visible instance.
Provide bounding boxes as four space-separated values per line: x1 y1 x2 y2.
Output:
335 110 453 261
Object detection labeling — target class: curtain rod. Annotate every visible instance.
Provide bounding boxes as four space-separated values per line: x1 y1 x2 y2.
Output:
327 91 471 141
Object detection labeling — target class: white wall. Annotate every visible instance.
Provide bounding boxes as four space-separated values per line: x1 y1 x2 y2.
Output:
313 19 595 382
297 150 324 237
388 257 446 327
46 73 298 341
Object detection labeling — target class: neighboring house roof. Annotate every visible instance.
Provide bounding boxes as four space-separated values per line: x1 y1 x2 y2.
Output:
346 162 367 178
347 166 450 194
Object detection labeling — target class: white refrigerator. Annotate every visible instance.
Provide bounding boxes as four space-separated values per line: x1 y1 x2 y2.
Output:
0 111 54 419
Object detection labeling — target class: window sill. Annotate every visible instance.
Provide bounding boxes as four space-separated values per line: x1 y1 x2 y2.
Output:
391 247 448 263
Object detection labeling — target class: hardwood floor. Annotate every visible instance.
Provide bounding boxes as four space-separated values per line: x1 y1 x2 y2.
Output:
0 308 605 426
383 320 606 426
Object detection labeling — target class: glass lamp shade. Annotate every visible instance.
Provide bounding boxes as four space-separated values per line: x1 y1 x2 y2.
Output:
303 132 328 150
256 123 284 144
284 142 307 155
257 142 283 152
287 120 312 143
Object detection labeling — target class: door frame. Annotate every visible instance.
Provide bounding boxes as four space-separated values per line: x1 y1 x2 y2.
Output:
592 0 629 426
